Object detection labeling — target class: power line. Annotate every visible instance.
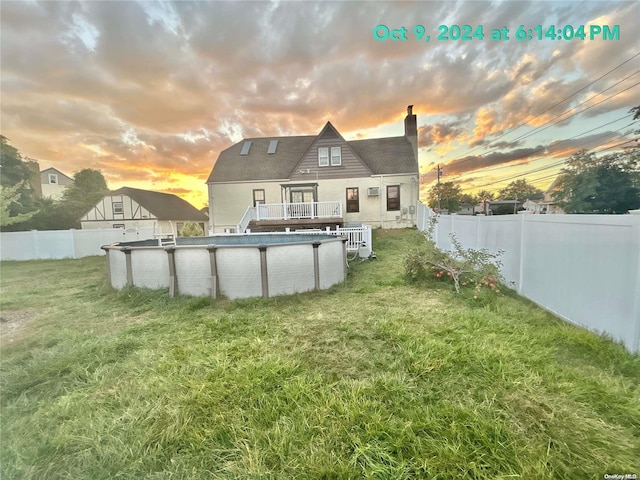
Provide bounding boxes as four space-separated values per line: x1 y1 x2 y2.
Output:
594 137 639 153
446 113 634 178
500 78 640 147
452 51 640 160
463 126 638 191
448 117 637 186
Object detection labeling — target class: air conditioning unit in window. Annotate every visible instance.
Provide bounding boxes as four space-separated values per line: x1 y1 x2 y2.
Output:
367 187 379 196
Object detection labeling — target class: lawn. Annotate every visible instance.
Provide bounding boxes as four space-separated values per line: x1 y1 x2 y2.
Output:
1 229 638 479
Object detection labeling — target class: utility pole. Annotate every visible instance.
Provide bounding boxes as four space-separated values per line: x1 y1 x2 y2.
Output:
436 164 443 212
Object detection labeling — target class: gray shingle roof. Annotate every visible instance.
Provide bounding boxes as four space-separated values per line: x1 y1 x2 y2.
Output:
110 187 207 221
207 127 417 183
348 136 416 175
207 136 316 183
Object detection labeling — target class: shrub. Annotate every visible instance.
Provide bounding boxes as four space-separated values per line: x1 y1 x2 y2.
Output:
405 216 504 294
179 221 204 237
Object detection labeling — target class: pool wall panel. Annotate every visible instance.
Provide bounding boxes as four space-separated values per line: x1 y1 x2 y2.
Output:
318 241 345 289
175 249 212 296
109 250 127 289
217 247 263 299
267 244 315 296
131 249 170 289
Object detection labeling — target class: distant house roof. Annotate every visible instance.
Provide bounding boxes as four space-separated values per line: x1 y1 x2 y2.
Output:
110 187 207 221
41 167 73 182
207 122 417 183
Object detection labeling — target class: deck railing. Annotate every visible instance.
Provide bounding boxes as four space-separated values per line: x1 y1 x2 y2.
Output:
236 206 257 233
254 200 342 221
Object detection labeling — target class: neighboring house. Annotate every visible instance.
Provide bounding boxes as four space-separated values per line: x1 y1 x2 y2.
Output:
486 200 524 215
522 199 563 214
456 203 475 215
541 177 565 214
81 186 208 235
206 105 420 233
40 167 73 200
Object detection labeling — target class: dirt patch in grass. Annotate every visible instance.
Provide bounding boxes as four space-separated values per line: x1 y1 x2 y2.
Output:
0 310 37 345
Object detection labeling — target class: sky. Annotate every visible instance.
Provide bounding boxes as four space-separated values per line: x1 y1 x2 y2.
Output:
1 0 638 208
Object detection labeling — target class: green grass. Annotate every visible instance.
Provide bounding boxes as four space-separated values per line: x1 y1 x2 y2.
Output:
1 229 638 479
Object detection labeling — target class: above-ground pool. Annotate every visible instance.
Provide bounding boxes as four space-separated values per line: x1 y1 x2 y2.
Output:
102 233 347 299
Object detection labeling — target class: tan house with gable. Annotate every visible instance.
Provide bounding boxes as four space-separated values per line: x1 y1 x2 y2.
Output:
81 186 208 235
206 106 420 233
40 167 73 200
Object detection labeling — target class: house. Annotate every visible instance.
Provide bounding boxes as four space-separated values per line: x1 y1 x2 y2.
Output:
486 199 524 215
40 167 73 200
206 105 420 233
80 186 208 235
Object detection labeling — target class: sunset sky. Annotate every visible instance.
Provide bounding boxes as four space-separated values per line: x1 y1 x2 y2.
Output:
2 0 638 208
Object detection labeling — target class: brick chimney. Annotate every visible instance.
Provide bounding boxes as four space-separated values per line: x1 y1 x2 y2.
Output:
404 105 418 167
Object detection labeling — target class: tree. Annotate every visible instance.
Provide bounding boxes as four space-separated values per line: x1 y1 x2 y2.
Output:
179 221 204 237
476 190 495 214
459 193 477 205
497 179 544 201
553 149 640 214
0 136 40 227
427 181 462 212
0 183 38 226
60 169 109 227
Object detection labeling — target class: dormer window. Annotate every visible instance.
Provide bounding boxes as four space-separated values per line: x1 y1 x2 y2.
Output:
318 146 342 167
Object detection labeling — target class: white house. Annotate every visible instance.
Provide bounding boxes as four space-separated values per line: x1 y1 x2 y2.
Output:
81 186 208 235
206 106 421 233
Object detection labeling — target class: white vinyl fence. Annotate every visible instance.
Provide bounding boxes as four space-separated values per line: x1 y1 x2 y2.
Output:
0 228 156 261
417 202 640 354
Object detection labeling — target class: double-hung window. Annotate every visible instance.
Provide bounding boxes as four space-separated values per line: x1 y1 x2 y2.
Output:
318 146 342 166
112 201 124 215
253 189 265 206
330 147 342 166
318 147 329 167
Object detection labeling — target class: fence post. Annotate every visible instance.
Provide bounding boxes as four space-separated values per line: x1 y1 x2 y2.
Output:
32 230 39 259
629 210 640 353
517 213 526 295
70 229 77 259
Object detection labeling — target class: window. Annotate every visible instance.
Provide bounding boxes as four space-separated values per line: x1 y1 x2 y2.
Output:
253 189 265 206
346 188 359 213
331 146 342 166
318 147 329 167
112 202 123 214
49 173 58 184
267 140 278 154
387 185 400 211
113 224 125 229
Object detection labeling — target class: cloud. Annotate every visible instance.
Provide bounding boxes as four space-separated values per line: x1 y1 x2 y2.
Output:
1 0 637 208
